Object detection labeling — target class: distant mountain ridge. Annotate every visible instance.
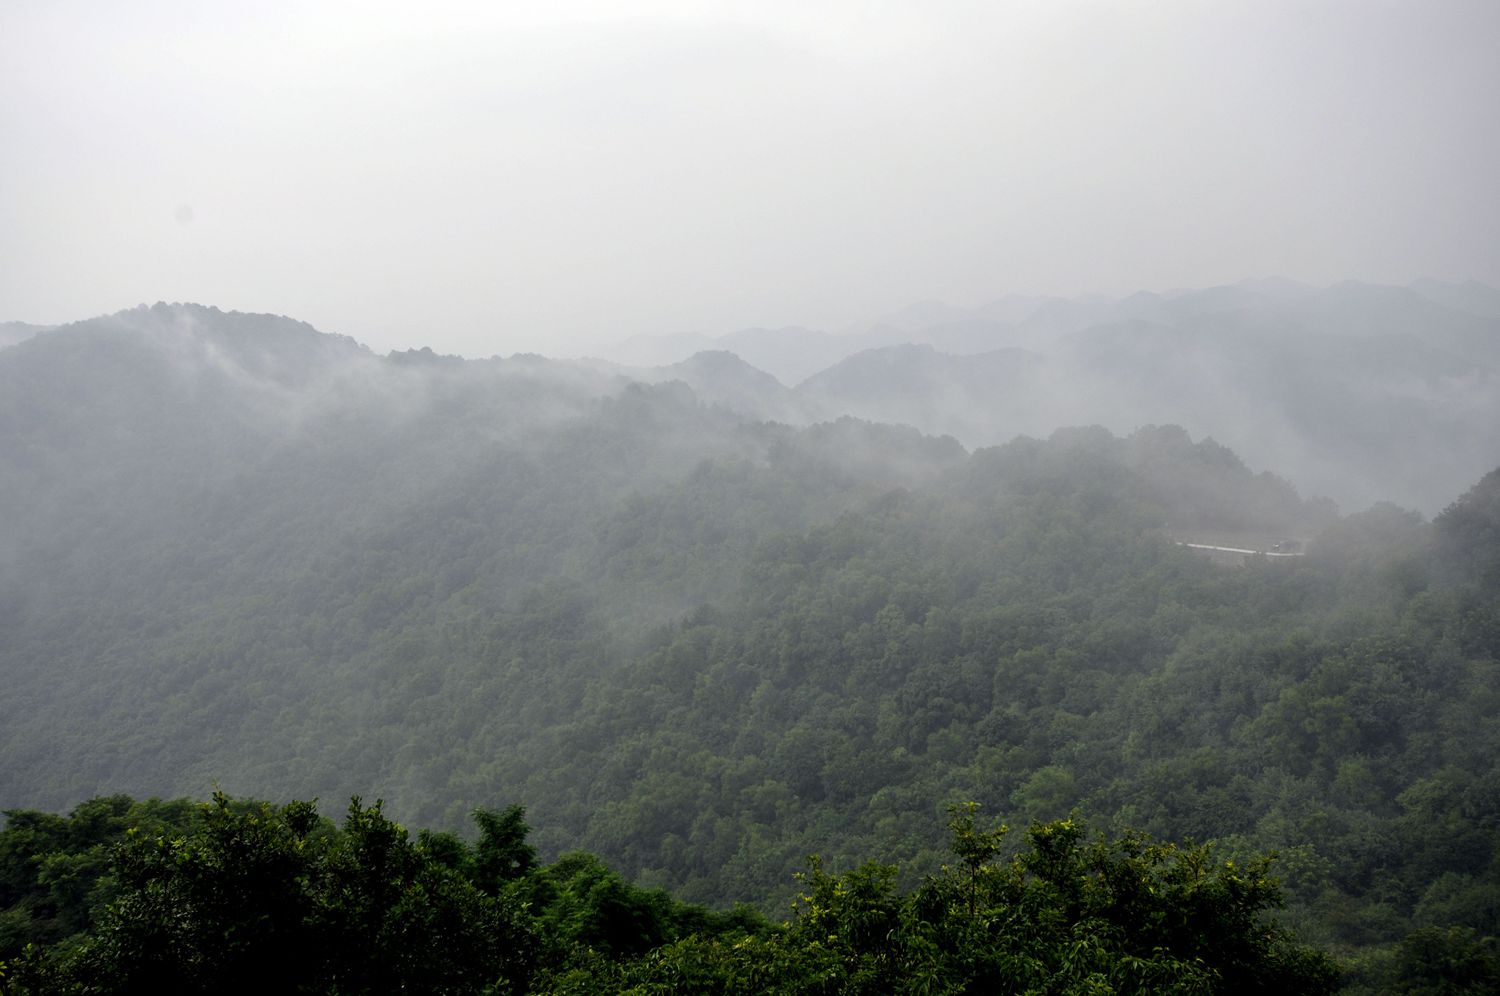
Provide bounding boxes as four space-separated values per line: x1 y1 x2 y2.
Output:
4 279 1497 514
0 320 56 350
595 278 1500 382
586 279 1500 514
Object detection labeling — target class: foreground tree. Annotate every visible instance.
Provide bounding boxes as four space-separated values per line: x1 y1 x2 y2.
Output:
539 805 1339 995
1 795 1338 994
9 794 537 995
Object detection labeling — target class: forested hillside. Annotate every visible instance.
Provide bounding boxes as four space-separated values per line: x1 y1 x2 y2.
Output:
1 304 1498 989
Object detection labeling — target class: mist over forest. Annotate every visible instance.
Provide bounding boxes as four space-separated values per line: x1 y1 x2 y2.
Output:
605 277 1500 517
5 0 1499 987
1 286 1498 992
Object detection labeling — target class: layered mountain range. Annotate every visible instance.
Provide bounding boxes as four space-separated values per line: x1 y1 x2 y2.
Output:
604 278 1499 515
7 278 1495 517
1 288 1497 962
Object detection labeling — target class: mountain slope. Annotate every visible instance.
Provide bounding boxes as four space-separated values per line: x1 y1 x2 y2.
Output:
0 302 1496 969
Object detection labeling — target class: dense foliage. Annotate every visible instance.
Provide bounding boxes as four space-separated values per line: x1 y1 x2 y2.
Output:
0 796 1342 994
1 306 1497 988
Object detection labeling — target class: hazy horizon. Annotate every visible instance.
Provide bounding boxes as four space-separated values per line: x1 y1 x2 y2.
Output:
4 1 1498 357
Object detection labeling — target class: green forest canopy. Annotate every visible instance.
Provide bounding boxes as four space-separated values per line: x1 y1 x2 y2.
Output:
2 794 1353 995
0 308 1497 990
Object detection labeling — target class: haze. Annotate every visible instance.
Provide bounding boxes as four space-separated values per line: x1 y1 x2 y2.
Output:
3 0 1498 357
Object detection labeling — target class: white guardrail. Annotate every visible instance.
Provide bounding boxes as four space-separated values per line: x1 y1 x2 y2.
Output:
1177 542 1304 558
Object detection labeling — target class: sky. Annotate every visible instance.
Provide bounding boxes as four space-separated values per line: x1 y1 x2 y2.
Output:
2 0 1497 357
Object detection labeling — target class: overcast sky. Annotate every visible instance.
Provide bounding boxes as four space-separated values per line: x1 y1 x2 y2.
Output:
2 0 1497 357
